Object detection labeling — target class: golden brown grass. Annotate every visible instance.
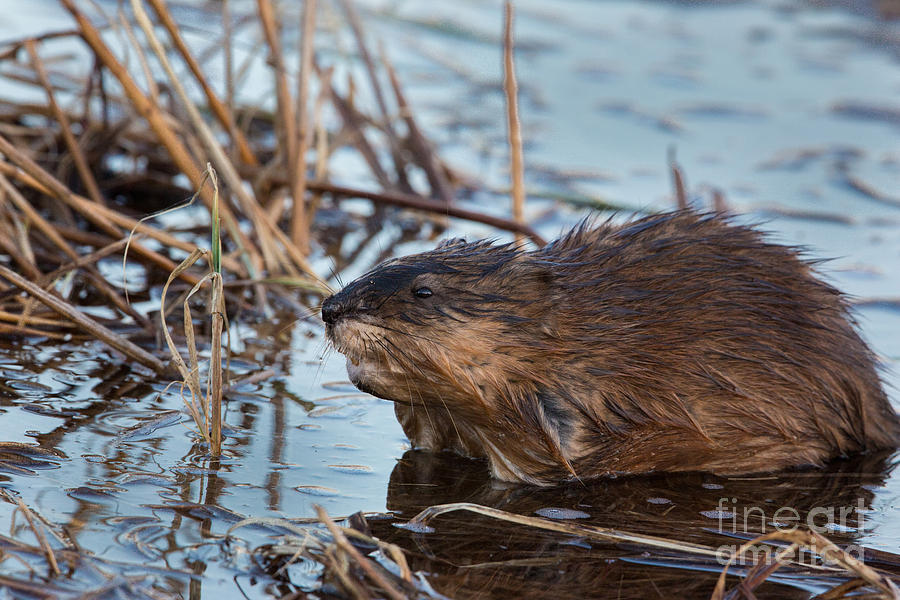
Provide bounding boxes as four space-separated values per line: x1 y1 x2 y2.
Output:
0 0 543 445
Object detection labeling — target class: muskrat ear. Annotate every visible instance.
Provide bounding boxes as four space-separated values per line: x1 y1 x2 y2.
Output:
436 237 467 249
511 257 558 332
512 256 555 290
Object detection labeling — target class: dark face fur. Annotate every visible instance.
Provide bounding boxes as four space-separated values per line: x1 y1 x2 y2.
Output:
321 239 552 410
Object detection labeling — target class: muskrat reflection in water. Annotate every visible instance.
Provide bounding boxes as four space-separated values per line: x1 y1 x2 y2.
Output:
372 450 898 600
321 211 900 485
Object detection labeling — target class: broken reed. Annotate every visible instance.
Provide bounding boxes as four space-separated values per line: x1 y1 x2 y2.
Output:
156 167 225 455
236 501 900 599
404 503 900 600
503 0 526 244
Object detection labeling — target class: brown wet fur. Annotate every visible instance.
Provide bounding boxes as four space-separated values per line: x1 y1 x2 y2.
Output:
321 211 900 485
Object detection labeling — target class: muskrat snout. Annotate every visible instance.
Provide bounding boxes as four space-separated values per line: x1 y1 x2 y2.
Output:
320 294 343 325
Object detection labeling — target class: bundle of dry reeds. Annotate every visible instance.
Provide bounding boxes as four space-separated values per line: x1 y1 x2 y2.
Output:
0 0 540 368
0 0 545 453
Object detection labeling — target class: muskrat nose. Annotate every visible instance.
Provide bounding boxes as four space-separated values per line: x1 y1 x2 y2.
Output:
321 295 342 325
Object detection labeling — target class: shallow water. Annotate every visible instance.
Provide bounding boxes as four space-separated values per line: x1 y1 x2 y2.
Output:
2 0 900 597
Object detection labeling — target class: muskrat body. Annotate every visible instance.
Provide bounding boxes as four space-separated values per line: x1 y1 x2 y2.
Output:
322 211 900 485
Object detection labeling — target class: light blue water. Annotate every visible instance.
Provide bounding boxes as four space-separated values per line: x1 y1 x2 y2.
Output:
0 0 898 596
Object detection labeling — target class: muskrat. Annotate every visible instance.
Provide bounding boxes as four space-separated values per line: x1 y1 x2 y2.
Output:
321 211 900 485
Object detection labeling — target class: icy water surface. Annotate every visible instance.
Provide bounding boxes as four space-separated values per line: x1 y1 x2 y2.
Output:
2 0 900 598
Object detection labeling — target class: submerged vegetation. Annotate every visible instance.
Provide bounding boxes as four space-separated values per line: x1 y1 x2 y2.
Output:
0 0 897 598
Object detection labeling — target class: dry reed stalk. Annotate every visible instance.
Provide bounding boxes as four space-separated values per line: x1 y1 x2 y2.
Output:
134 0 324 285
60 0 262 281
222 0 235 131
146 0 258 167
330 520 414 585
315 60 392 188
315 506 408 600
339 0 413 195
0 235 41 281
156 167 227 455
0 0 550 358
407 504 900 599
0 239 132 329
0 263 167 373
264 188 286 223
25 40 104 206
0 171 146 326
51 223 133 249
14 498 60 577
289 0 317 252
338 0 394 143
670 149 688 210
503 0 526 244
0 310 69 328
712 187 728 212
407 502 720 559
711 530 900 600
0 158 217 282
115 8 161 107
130 0 276 271
208 289 224 453
0 29 81 60
84 271 150 329
0 172 81 263
0 323 70 339
256 0 300 217
159 248 222 451
35 237 133 289
382 48 455 205
306 65 333 221
307 180 546 246
209 170 224 454
3 201 36 267
0 575 68 598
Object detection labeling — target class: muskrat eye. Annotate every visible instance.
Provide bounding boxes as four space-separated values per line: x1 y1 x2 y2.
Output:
413 287 433 299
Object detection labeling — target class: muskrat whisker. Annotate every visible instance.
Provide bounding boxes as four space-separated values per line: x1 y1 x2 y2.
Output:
360 333 375 365
405 372 439 442
366 333 406 385
314 339 328 361
371 334 415 375
430 385 465 453
369 330 464 443
278 304 325 335
374 290 402 313
276 319 302 337
373 322 440 346
311 329 327 356
379 335 434 379
307 303 325 320
312 342 335 386
327 260 345 289
312 355 328 386
367 334 388 361
369 332 465 449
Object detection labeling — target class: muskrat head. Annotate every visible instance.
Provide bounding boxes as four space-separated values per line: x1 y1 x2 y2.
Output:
321 238 554 412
